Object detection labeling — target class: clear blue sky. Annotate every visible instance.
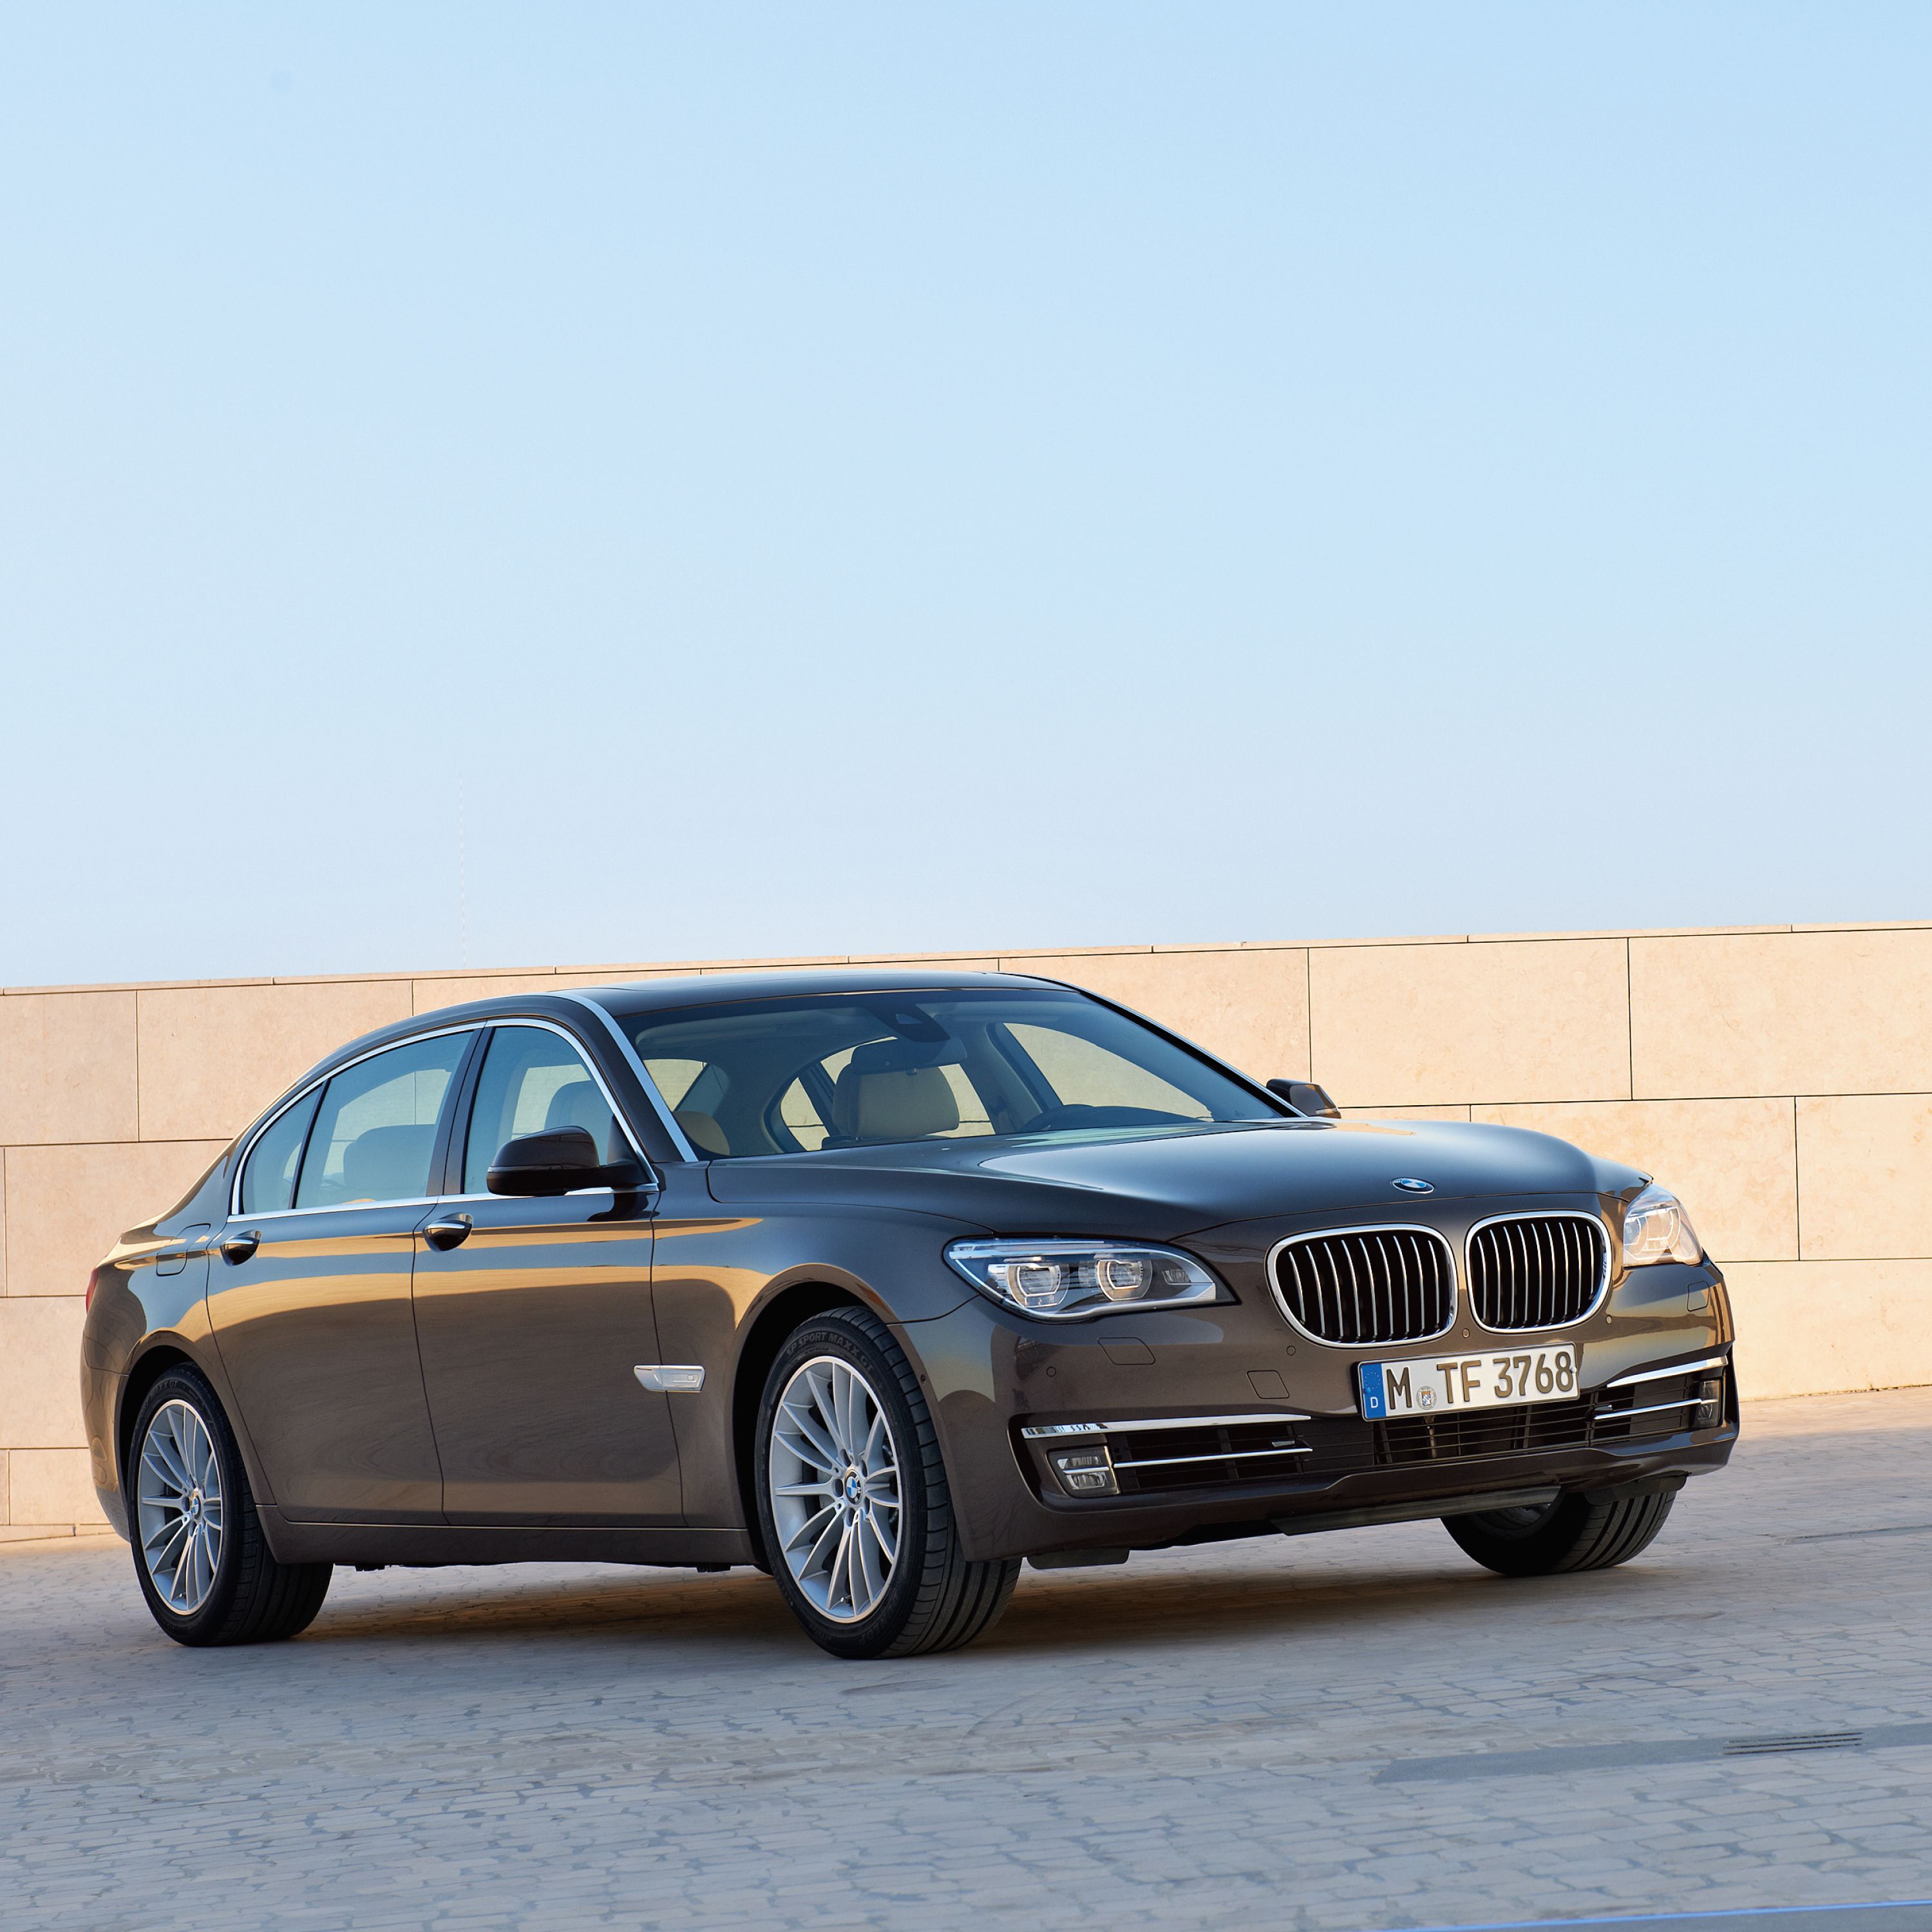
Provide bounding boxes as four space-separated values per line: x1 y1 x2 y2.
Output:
3 4 1927 987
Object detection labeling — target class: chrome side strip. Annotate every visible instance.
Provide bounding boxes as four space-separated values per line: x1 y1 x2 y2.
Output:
1112 1446 1314 1471
1615 1396 1709 1421
1020 1410 1311 1439
1607 1354 1729 1389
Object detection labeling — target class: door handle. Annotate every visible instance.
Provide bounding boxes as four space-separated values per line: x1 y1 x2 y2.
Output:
423 1215 473 1252
218 1231 260 1265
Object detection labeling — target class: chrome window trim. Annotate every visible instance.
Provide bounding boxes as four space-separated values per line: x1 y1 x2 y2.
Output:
227 1016 658 1221
1464 1210 1613 1335
232 1197 443 1226
1019 1410 1311 1438
1607 1352 1729 1389
424 1186 656 1207
229 1024 484 1220
1265 1224 1459 1350
553 991 701 1162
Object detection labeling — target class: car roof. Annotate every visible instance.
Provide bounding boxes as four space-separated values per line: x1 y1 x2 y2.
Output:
580 965 1068 1015
233 967 1095 1155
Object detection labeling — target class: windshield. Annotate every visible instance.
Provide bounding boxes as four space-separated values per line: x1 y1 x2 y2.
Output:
612 987 1282 1159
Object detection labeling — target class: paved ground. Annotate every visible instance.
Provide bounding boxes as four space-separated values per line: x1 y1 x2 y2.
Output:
5 1390 1932 1932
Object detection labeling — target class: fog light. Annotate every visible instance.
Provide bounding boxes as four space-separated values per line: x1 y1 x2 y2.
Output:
1693 1376 1723 1428
1046 1446 1119 1497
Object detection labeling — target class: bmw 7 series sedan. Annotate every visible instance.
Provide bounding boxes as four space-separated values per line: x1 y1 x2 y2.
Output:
81 967 1736 1658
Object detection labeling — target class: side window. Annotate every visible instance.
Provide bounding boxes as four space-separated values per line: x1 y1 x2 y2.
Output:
294 1034 470 1209
240 1088 321 1215
463 1027 627 1193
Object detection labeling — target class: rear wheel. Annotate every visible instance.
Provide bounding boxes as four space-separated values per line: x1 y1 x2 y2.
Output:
754 1306 1018 1659
1445 1486 1677 1577
128 1366 332 1646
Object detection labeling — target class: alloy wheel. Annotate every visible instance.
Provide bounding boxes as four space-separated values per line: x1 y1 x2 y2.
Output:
136 1397 225 1615
768 1355 902 1623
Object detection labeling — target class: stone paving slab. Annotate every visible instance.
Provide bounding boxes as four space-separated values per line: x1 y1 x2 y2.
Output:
3 1390 1931 1931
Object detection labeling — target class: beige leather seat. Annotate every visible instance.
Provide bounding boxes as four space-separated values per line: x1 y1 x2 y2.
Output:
676 1110 730 1157
829 1065 960 1144
544 1078 620 1162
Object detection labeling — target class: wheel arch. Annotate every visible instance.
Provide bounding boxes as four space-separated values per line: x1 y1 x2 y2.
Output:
730 1280 883 1566
116 1344 204 1496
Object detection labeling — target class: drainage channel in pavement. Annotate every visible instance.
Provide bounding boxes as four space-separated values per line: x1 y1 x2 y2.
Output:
1376 1719 1932 1784
1377 1899 1932 1932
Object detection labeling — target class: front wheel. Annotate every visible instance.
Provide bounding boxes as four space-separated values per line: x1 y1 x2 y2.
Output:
754 1307 1019 1659
127 1365 332 1646
1445 1486 1678 1577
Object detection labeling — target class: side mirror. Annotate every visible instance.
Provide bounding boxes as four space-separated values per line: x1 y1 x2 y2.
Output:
1267 1078 1340 1120
486 1126 647 1197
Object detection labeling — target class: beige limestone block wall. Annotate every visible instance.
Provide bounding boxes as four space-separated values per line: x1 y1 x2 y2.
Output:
3 920 1929 1537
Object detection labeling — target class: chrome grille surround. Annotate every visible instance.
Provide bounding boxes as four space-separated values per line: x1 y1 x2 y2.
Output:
1267 1224 1458 1349
1465 1211 1610 1332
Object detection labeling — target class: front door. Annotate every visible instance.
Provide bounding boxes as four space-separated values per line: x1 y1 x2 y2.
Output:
412 1023 682 1526
207 1029 475 1521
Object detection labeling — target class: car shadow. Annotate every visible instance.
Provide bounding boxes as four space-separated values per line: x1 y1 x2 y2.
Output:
292 1540 1702 1660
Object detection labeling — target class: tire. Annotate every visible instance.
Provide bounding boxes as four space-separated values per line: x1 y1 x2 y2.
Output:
1444 1486 1678 1578
753 1306 1019 1660
126 1365 332 1647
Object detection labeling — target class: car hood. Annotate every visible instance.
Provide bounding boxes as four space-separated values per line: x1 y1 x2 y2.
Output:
704 1117 1645 1239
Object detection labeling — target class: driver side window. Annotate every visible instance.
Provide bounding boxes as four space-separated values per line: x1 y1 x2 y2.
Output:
462 1027 626 1193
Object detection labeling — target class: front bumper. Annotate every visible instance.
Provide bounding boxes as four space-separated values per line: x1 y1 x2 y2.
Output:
909 1221 1736 1563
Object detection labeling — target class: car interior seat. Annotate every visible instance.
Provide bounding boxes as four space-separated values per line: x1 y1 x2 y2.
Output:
828 1064 960 1144
337 1124 437 1202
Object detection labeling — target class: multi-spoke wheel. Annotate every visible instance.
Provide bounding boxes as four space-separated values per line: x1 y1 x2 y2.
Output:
769 1356 902 1624
136 1398 225 1615
754 1307 1019 1659
126 1366 332 1647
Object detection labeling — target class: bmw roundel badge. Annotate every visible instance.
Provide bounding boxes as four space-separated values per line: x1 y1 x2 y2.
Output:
1392 1177 1434 1193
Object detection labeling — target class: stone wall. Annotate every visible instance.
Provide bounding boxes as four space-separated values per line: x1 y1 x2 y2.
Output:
5 920 1929 1536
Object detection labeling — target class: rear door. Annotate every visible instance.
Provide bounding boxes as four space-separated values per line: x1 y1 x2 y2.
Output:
411 1022 681 1526
207 1029 476 1522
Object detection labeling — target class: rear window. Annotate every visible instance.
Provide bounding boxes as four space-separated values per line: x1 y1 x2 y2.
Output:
240 1089 321 1215
294 1033 469 1208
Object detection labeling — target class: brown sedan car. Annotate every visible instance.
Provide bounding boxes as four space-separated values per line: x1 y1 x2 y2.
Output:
82 968 1735 1658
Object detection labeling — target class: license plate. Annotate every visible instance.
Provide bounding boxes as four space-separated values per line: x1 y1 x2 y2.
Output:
1358 1343 1581 1420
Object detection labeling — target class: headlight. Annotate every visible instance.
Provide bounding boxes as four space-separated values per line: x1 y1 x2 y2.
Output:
1621 1184 1702 1266
945 1239 1221 1319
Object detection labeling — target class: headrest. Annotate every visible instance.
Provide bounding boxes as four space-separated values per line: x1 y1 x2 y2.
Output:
829 1065 960 1144
338 1124 435 1202
846 1037 964 1076
544 1077 611 1139
676 1110 730 1157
